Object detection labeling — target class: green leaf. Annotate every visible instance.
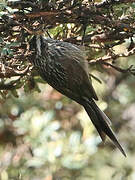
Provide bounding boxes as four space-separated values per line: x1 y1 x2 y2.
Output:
0 37 4 43
1 47 8 55
11 89 19 98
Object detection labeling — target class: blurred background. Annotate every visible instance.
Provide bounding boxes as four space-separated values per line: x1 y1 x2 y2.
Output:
0 57 135 180
0 0 135 180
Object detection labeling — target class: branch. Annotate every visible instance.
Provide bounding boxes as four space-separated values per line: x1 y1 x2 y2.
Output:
0 78 21 90
90 46 135 64
7 1 38 9
102 62 135 75
0 65 29 78
89 56 135 76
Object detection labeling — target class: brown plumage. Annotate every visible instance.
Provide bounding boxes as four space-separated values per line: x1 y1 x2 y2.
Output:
29 35 126 156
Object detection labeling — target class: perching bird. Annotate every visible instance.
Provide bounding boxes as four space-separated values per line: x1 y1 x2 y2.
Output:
29 35 126 156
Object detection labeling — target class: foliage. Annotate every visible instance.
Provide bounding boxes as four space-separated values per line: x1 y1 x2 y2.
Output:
0 0 135 179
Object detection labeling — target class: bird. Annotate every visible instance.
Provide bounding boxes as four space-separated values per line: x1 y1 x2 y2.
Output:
29 35 126 157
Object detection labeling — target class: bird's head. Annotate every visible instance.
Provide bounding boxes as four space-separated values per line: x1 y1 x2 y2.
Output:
29 35 48 56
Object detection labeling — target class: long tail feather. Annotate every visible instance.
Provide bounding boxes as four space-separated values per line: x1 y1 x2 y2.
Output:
83 98 126 157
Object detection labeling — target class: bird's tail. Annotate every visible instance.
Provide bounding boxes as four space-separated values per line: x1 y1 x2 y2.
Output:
83 98 126 157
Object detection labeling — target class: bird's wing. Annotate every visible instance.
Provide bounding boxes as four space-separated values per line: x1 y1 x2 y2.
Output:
54 55 98 101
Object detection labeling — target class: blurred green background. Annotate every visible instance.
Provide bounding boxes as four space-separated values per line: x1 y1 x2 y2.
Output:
0 56 135 180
